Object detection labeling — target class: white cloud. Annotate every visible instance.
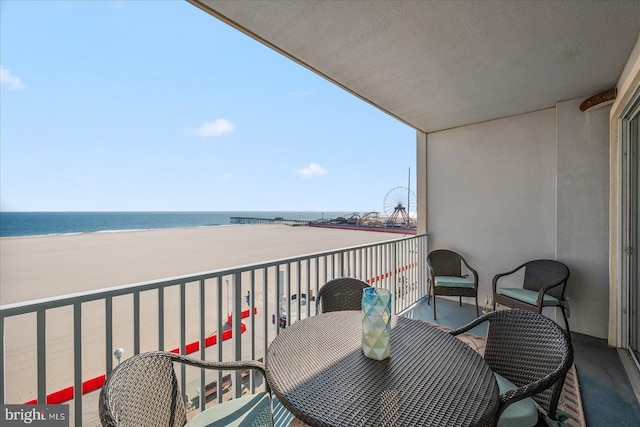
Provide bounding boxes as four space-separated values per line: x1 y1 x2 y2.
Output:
0 65 25 90
186 119 235 138
295 162 328 178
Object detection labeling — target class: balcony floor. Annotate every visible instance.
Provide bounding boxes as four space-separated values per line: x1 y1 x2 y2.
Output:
275 297 640 426
406 297 640 426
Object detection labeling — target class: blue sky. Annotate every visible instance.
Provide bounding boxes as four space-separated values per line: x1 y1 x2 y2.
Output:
0 0 415 212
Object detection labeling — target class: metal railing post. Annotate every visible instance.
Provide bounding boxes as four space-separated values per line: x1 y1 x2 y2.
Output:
233 272 242 399
105 297 113 375
73 304 82 427
216 277 223 404
199 279 206 411
36 310 46 404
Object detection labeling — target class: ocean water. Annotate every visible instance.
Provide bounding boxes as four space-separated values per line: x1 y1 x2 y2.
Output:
0 211 349 238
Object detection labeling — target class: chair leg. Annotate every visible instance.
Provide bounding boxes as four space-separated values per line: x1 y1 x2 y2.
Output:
561 307 571 340
474 294 479 317
433 292 437 320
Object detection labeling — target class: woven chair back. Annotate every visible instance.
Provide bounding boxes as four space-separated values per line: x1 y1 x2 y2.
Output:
427 249 464 277
522 260 570 300
316 277 370 313
99 352 187 427
483 309 573 418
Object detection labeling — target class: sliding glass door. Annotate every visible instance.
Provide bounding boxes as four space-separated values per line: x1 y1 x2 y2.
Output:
623 92 640 364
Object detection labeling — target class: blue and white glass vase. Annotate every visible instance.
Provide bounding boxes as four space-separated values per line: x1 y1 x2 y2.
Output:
361 287 392 360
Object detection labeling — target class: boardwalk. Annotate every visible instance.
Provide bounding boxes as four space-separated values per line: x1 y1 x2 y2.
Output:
229 217 310 226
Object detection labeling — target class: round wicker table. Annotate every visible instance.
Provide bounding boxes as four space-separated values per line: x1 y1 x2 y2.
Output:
266 311 499 427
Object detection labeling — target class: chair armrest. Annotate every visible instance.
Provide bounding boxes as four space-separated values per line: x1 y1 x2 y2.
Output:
538 279 567 295
449 312 492 336
496 333 573 420
460 257 479 288
427 262 435 279
168 353 270 393
497 360 571 421
492 263 527 293
533 281 567 310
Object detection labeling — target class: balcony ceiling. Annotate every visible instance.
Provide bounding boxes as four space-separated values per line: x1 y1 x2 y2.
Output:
189 0 640 133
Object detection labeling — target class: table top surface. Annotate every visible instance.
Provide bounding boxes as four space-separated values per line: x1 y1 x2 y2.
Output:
266 311 499 427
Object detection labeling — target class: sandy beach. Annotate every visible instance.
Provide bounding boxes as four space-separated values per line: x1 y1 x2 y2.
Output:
0 224 403 305
0 224 405 418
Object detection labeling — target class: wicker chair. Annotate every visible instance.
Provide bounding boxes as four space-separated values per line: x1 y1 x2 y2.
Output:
316 277 370 314
99 351 272 427
427 249 479 320
492 259 571 338
450 309 573 427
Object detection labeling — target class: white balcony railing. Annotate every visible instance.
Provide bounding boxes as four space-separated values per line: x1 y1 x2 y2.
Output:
0 233 427 426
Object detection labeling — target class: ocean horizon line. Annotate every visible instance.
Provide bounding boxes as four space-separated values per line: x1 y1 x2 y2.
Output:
0 211 352 238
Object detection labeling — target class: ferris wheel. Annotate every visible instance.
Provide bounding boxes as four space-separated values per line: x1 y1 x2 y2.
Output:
383 187 416 226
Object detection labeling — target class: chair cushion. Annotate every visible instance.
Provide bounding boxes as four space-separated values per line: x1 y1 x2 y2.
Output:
434 276 475 288
494 373 539 427
497 288 561 307
184 391 272 427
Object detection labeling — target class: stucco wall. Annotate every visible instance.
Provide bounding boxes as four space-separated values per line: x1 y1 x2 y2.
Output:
426 108 557 311
425 103 611 338
556 98 610 339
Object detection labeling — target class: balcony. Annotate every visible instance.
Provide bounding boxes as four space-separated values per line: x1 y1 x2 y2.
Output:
0 234 426 425
2 231 639 426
